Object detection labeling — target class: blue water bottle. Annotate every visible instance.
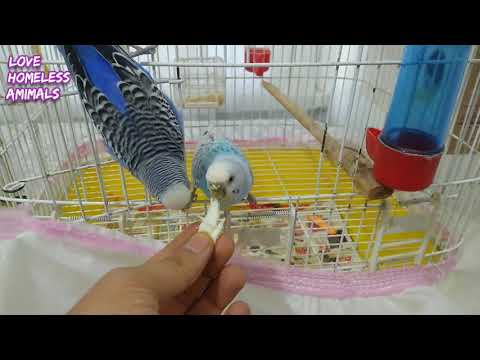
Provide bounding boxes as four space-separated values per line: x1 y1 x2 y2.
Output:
366 45 471 191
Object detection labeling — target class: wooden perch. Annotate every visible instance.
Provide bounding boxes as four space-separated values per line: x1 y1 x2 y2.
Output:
30 45 48 74
262 80 393 201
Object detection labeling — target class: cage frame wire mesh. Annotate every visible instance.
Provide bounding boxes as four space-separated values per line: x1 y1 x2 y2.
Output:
0 45 479 274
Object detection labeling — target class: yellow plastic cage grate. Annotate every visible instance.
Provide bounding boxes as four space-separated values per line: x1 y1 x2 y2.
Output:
59 147 436 266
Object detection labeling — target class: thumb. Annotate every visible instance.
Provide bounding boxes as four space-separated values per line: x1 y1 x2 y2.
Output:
135 232 214 299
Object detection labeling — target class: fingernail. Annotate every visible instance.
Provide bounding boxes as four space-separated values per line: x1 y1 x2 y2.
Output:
184 233 211 254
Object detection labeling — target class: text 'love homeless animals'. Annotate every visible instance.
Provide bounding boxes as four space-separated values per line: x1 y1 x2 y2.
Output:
5 54 71 103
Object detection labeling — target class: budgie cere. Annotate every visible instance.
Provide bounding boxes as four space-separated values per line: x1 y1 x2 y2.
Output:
57 45 192 210
192 130 255 240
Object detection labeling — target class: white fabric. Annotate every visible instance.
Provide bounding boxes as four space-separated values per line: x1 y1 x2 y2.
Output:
0 231 146 314
0 211 478 315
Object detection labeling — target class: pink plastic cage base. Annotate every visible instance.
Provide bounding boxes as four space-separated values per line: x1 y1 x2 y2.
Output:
61 137 321 170
0 208 155 258
0 209 457 299
229 256 455 299
184 137 320 150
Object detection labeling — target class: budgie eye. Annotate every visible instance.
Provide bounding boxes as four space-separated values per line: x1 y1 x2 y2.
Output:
228 176 234 183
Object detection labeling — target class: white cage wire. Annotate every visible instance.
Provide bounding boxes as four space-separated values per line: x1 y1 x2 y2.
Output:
0 45 479 274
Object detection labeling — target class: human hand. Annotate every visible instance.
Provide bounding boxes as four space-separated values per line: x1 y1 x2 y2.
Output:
68 223 250 315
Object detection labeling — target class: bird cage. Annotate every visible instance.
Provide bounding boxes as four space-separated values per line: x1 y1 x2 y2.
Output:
0 45 479 298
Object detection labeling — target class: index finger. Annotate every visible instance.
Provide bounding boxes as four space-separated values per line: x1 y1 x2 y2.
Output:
145 222 200 264
146 222 234 281
204 232 235 279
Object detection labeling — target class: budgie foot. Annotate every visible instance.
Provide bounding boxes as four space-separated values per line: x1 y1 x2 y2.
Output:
198 198 225 242
184 187 198 210
247 192 257 206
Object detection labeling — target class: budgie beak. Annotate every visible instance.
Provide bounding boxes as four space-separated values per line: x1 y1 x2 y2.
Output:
208 183 226 200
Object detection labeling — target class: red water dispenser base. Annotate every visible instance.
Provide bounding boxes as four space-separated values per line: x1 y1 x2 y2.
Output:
365 127 442 192
244 47 270 77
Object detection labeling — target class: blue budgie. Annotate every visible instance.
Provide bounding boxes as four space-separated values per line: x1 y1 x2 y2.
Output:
192 130 255 240
58 45 192 210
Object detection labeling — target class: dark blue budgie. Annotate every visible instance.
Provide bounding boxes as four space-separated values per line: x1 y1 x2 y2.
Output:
57 45 192 210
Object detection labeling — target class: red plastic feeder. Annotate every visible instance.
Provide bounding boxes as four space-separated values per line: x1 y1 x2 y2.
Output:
365 128 442 192
244 47 270 77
